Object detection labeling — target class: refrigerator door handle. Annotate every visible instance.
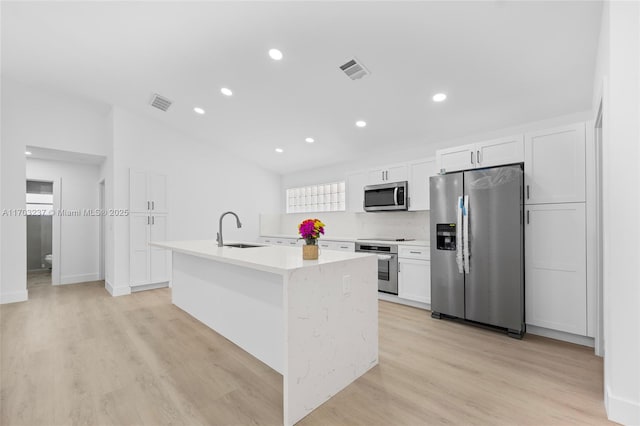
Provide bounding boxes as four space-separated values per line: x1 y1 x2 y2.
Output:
456 196 464 274
463 195 470 274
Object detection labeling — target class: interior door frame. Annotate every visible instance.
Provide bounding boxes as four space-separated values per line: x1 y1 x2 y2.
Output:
26 176 62 285
98 179 105 281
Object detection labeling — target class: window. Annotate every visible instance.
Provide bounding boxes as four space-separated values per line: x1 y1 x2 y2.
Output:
286 181 346 213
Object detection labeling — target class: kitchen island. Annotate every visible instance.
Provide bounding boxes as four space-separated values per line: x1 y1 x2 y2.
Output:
151 240 379 426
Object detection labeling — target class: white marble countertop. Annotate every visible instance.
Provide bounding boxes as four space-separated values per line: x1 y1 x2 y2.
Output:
151 239 376 275
259 234 429 247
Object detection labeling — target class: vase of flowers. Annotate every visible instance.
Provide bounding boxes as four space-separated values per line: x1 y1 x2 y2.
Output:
298 218 325 260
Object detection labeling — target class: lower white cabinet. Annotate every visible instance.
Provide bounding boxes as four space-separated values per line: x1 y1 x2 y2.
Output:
525 203 587 335
318 240 355 252
258 237 302 247
259 237 355 252
398 245 431 304
130 213 169 286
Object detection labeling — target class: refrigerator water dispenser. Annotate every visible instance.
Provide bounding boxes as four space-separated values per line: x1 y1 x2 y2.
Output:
436 223 457 250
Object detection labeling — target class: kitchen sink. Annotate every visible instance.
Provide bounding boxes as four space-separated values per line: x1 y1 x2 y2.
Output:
223 243 264 249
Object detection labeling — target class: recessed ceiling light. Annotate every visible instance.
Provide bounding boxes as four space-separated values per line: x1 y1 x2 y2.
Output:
275 148 284 153
193 107 205 115
25 151 32 155
356 120 367 128
220 87 233 96
432 93 447 102
269 49 283 61
305 137 315 143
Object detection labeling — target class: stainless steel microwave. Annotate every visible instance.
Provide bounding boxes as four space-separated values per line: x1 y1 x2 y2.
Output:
363 181 408 212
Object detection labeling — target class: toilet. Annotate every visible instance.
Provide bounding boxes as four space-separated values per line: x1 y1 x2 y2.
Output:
44 253 52 268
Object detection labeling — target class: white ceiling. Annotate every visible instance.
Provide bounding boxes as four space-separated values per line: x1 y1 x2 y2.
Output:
2 1 602 174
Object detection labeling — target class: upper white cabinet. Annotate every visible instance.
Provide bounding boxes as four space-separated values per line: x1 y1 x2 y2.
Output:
477 135 525 168
346 171 367 213
525 203 586 335
525 123 586 204
436 135 524 173
408 158 437 211
436 143 476 173
368 164 408 185
130 169 168 213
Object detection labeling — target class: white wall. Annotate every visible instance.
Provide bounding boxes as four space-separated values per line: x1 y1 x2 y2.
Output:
595 2 640 424
27 158 101 285
108 107 282 295
1 78 111 303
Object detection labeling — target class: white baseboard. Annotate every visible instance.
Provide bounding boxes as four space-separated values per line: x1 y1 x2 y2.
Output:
0 289 29 304
606 385 640 425
130 282 169 292
526 324 595 347
59 273 100 285
377 292 430 311
105 281 131 297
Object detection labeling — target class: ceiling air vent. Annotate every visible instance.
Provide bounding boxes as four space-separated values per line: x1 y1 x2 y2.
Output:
149 93 173 112
339 57 370 80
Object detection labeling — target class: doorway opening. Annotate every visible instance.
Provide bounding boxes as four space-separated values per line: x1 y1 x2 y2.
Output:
26 180 54 288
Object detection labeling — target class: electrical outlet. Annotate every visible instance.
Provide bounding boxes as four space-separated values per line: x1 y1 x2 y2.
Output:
342 275 351 295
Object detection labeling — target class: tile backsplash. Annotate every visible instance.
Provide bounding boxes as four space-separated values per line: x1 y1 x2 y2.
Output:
260 211 430 241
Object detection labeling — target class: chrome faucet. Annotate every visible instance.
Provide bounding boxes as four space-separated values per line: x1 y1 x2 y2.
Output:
217 211 242 247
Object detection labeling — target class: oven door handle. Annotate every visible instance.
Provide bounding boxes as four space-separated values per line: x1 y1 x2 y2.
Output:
377 255 392 261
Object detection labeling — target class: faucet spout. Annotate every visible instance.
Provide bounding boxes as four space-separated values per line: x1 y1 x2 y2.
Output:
218 211 242 247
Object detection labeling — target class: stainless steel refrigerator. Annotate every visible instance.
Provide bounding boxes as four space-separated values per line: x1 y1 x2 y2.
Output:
429 164 524 338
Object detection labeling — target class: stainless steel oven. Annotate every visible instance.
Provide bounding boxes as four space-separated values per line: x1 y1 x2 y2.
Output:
355 242 398 294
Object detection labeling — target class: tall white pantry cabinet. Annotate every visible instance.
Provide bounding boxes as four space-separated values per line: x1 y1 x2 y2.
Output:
129 170 170 288
524 123 590 338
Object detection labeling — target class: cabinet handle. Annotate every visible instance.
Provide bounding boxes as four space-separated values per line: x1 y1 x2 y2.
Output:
152 216 155 225
147 201 150 210
471 151 474 164
526 185 530 199
410 251 422 254
477 150 480 164
147 216 150 225
381 171 384 181
152 201 155 210
340 246 349 249
526 210 530 224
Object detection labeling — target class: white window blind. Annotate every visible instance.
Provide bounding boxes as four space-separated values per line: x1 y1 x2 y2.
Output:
286 181 346 213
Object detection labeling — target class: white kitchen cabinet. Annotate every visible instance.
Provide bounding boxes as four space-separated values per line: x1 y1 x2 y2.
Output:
259 237 302 247
436 143 476 173
436 135 524 173
130 169 168 213
408 158 437 211
398 257 431 304
525 203 586 335
130 213 169 286
318 240 355 252
347 171 367 213
525 123 586 204
476 135 524 168
368 164 408 184
398 245 430 304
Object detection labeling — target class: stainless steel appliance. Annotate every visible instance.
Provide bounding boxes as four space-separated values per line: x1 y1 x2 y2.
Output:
355 242 398 294
430 164 525 338
363 181 408 212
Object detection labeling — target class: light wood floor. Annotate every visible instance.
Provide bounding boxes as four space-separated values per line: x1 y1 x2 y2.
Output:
1 281 611 426
26 270 51 288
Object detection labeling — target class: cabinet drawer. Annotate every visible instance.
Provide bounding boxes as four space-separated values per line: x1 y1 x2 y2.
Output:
398 246 430 260
318 241 355 252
